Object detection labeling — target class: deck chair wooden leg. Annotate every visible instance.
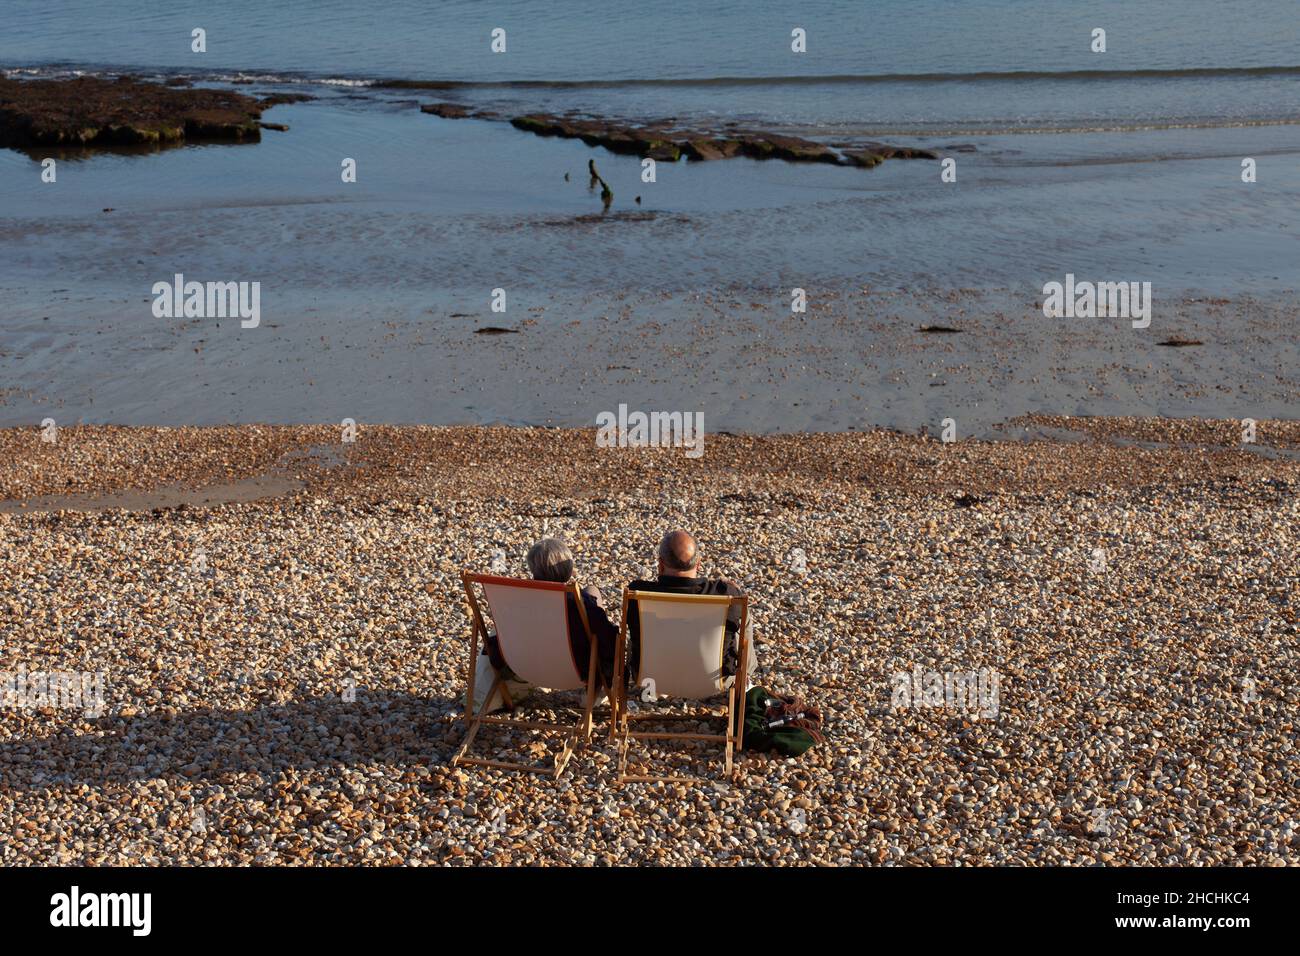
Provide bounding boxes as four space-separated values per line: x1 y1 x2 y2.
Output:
615 717 634 785
581 638 598 741
618 709 739 787
724 684 735 777
558 683 595 778
611 614 628 742
452 674 503 767
733 619 749 768
554 735 577 779
610 677 623 743
462 630 479 735
455 672 587 777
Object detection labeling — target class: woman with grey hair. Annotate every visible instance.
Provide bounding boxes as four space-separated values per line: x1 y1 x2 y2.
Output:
482 537 618 692
525 537 576 584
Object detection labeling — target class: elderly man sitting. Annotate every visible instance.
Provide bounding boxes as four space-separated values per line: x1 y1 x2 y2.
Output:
624 529 757 690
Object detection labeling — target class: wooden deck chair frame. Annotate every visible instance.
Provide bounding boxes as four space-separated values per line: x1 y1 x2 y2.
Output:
453 572 600 778
612 589 748 785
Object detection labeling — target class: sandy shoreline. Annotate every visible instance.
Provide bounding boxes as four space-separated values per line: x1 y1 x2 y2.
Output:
2 421 1297 865
3 289 1299 436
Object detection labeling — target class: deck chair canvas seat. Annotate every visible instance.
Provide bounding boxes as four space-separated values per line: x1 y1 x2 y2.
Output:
613 589 748 785
453 572 600 777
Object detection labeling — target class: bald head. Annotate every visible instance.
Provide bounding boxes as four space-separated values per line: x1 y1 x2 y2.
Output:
658 530 699 576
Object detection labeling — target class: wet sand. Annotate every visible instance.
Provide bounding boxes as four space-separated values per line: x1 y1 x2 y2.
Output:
3 289 1298 436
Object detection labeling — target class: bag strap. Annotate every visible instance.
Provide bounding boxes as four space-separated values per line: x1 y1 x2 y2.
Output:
763 693 826 743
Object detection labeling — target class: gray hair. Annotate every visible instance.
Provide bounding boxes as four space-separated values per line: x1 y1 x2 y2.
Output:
526 537 575 583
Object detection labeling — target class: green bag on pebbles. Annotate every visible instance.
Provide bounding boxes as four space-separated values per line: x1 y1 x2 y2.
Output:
738 687 824 757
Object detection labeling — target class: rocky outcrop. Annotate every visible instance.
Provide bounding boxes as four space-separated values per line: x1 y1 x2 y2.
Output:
732 133 840 164
0 75 270 149
420 101 497 120
509 114 683 161
420 102 472 119
843 143 941 166
260 92 314 107
420 105 950 169
680 138 741 161
507 113 848 165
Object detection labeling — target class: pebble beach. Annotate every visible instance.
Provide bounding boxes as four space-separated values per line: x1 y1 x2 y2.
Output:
2 420 1297 866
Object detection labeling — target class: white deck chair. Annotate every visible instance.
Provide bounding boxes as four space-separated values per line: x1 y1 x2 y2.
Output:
613 589 749 785
453 572 599 777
